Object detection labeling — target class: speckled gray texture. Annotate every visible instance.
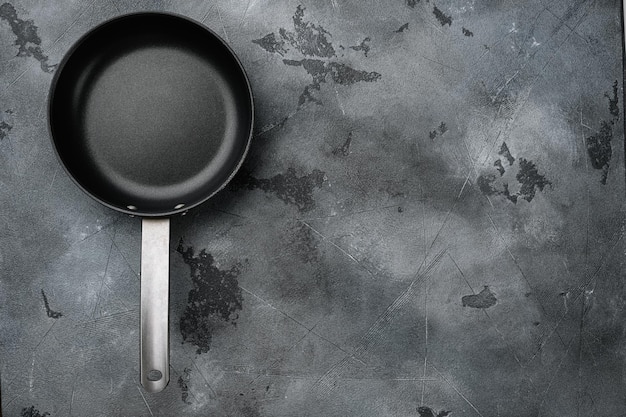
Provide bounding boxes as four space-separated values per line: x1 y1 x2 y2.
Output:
1 0 625 416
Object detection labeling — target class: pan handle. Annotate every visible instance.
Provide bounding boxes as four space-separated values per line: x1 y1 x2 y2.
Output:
140 217 170 392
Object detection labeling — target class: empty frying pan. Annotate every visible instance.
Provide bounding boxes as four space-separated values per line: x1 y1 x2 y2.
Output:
48 12 254 392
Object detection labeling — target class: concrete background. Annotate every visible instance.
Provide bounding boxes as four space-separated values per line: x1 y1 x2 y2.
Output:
1 0 625 416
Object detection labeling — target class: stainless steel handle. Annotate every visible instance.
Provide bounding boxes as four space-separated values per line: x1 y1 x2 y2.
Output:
140 217 170 393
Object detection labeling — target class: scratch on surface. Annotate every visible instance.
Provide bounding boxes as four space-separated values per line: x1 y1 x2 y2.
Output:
298 220 379 280
298 204 398 221
47 167 59 191
580 105 590 276
24 321 57 391
251 323 319 384
216 5 230 44
579 108 593 132
34 321 57 352
537 2 594 75
448 253 474 290
8 0 98 89
460 134 480 179
421 284 429 405
69 217 120 248
192 361 218 398
582 337 598 366
449 253 524 368
527 227 623 363
28 354 35 391
334 86 346 115
136 385 154 416
240 285 362 363
239 0 253 28
107 0 121 13
486 212 567 345
92 240 115 319
200 3 215 24
577 285 587 417
420 54 462 73
314 249 447 397
6 64 30 88
421 183 427 268
110 237 139 279
69 373 78 415
494 70 521 100
428 172 471 250
477 130 502 169
224 366 438 382
537 335 576 413
54 0 100 46
431 366 485 417
73 309 137 328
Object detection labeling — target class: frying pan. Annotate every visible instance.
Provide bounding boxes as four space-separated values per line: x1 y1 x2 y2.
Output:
48 12 254 392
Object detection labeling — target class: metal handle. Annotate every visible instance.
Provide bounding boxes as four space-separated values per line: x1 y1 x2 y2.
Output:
140 217 170 392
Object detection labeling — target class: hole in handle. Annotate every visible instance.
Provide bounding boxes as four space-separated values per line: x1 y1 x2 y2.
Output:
147 369 163 381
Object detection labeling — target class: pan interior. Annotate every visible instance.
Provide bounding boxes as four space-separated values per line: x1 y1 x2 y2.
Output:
49 14 253 216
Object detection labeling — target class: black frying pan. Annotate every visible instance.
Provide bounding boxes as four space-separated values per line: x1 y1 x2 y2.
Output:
48 12 254 392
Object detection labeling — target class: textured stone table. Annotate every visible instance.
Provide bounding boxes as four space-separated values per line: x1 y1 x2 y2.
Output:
1 0 624 416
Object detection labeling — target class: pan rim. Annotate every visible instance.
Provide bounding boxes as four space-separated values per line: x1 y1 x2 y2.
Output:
47 11 255 218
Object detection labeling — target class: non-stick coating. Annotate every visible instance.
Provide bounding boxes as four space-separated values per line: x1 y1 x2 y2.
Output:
49 13 253 216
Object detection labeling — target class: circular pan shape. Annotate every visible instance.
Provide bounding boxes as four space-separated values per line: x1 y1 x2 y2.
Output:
48 12 254 217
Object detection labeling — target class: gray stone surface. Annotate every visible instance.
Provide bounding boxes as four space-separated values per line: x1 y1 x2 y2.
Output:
1 0 625 416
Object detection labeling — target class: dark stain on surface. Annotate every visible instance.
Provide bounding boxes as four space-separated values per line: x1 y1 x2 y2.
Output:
21 406 50 417
282 58 381 106
516 158 551 202
332 131 353 157
478 147 550 203
586 120 613 185
428 122 448 140
494 159 505 176
252 32 288 56
297 84 323 105
0 120 12 140
230 167 326 212
177 241 243 354
41 289 63 319
605 80 619 119
253 6 381 106
0 3 56 72
252 5 335 59
407 0 419 7
395 22 409 33
477 173 499 196
462 27 474 37
433 6 452 26
283 5 335 57
177 367 192 404
349 37 371 57
501 182 518 203
417 406 451 417
462 286 497 309
499 141 515 165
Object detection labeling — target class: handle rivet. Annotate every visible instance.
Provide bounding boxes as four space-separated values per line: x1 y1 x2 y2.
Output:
147 369 163 381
